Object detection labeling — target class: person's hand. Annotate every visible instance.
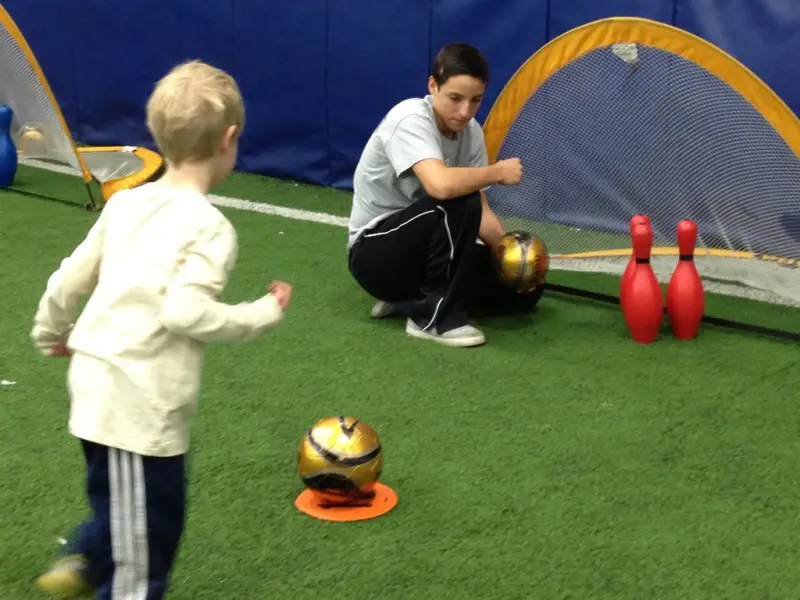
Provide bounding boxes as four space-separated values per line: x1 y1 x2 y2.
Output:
48 344 72 357
494 158 523 186
267 281 293 310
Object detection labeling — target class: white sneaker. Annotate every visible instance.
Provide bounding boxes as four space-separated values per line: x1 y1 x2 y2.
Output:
405 318 486 347
370 301 397 319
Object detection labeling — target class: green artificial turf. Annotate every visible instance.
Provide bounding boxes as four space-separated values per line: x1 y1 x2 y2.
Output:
1 168 799 599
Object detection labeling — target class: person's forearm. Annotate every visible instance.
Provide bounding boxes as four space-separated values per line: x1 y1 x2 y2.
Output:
435 165 500 199
414 159 501 200
160 291 284 343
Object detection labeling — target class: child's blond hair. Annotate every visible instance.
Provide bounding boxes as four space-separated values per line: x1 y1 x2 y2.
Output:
146 60 245 165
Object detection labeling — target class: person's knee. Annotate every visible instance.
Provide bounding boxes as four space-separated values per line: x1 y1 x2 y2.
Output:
451 191 482 214
462 193 483 235
436 192 482 235
421 191 481 213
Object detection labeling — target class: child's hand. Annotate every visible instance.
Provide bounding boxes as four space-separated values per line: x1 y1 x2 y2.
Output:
267 281 293 310
48 344 72 357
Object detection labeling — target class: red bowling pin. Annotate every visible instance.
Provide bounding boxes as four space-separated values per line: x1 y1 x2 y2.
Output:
620 214 651 311
667 219 705 339
621 222 663 343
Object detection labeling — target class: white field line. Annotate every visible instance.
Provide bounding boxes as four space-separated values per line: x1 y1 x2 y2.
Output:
17 157 349 228
15 158 800 308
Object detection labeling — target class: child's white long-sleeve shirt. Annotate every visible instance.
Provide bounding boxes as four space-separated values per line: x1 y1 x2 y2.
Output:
31 183 283 457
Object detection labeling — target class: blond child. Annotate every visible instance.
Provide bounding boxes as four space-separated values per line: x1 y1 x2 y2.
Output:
31 60 289 599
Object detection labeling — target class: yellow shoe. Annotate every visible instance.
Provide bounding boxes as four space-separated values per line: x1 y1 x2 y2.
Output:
35 554 94 598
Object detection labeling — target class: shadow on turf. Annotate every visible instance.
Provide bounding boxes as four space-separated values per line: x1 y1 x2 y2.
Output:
4 186 98 211
472 302 555 332
338 297 554 339
546 284 800 345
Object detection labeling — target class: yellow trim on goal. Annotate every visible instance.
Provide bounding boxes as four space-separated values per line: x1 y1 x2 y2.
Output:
0 4 94 183
553 246 799 268
483 16 800 164
77 146 164 201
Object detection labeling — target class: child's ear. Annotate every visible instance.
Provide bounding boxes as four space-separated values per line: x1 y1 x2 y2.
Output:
221 125 238 152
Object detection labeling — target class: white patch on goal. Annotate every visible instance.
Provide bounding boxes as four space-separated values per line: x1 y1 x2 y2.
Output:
611 42 639 65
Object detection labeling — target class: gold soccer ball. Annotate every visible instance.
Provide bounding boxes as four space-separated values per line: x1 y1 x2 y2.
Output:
298 416 383 504
492 230 550 293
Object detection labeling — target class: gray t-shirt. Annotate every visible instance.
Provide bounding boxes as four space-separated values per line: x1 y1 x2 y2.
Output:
347 95 488 248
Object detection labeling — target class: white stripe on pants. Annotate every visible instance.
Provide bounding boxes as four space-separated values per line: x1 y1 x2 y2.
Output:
363 206 454 331
109 447 150 599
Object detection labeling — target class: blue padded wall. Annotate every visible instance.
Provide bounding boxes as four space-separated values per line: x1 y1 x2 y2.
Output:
673 0 800 134
4 0 79 133
430 0 549 126
2 0 798 191
327 1 431 189
71 1 236 147
548 0 676 37
232 2 329 183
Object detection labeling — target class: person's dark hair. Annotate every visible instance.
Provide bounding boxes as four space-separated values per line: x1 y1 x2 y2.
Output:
431 43 489 86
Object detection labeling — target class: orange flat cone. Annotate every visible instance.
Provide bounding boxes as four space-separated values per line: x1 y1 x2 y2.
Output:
295 482 398 522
